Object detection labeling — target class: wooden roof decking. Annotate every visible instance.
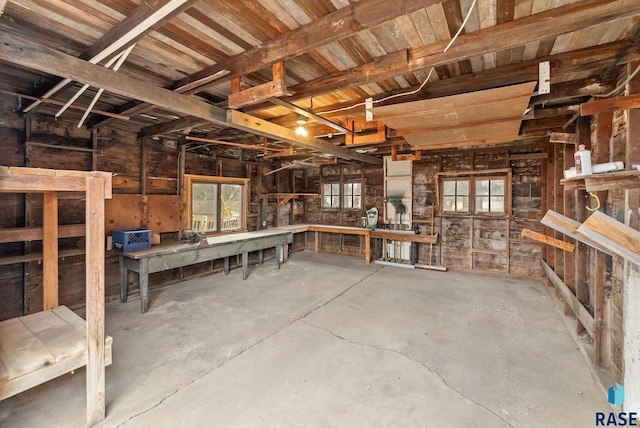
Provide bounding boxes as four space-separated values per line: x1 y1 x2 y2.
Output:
0 0 639 158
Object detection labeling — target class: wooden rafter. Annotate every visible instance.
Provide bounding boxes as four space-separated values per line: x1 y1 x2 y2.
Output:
549 132 577 144
580 93 640 116
228 110 381 164
0 33 380 163
283 0 640 101
23 0 198 113
139 116 210 137
185 136 283 152
174 0 446 94
228 62 289 109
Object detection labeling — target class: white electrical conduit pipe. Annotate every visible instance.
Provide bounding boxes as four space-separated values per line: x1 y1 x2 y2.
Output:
77 44 135 128
55 50 126 119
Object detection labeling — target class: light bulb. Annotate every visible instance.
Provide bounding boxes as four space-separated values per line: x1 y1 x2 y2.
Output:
295 125 308 137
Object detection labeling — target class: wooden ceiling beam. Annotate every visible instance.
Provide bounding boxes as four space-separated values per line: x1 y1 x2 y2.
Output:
228 110 381 164
580 93 640 116
22 0 198 113
530 77 616 106
138 116 210 138
248 39 638 117
174 0 446 94
283 0 640 101
90 0 445 128
0 32 379 164
0 31 228 125
268 98 350 134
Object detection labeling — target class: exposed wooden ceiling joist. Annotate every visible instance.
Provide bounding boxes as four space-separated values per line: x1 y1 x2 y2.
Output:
0 31 379 164
228 110 381 165
90 0 446 129
22 0 198 113
175 0 447 94
580 93 640 116
139 116 210 138
283 0 640 101
266 40 639 121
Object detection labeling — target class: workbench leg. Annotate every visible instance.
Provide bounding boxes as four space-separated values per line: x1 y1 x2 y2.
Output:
258 249 264 265
224 257 230 275
119 255 128 303
284 244 288 262
140 259 149 313
276 245 282 269
315 231 319 253
242 252 248 280
365 235 371 264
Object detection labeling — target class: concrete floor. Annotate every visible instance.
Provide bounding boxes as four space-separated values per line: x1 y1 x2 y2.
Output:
0 251 609 427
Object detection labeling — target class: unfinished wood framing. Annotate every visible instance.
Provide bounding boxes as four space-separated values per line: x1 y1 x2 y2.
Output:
228 62 288 109
577 211 640 265
0 167 112 426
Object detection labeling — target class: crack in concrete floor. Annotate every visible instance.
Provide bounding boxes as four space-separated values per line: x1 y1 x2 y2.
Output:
115 266 384 427
301 319 515 428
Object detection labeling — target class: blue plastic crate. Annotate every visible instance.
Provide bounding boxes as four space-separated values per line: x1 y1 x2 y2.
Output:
112 228 152 252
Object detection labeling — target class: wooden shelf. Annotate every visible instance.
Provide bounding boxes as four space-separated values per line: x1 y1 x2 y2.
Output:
0 306 112 400
0 166 111 426
0 249 85 266
562 170 640 192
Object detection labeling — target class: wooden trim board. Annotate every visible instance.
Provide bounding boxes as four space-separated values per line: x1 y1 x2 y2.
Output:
540 210 611 255
541 261 595 337
577 210 640 265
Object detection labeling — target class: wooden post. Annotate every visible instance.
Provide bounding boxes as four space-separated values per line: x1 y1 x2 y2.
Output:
85 176 106 426
140 138 147 195
178 143 186 195
91 129 98 171
624 61 640 413
563 142 577 326
290 169 295 225
593 111 613 368
43 191 58 310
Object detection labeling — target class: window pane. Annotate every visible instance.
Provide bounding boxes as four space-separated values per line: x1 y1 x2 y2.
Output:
443 181 456 196
457 180 469 196
192 183 217 232
353 183 361 195
476 180 489 196
344 195 352 208
353 196 361 209
457 196 469 211
323 184 332 195
332 195 340 207
332 183 340 195
344 183 352 196
323 196 332 207
443 196 456 211
221 184 243 231
476 196 489 212
490 196 505 212
491 180 505 196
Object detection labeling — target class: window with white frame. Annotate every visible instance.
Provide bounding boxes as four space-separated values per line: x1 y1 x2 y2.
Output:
323 181 363 209
475 179 505 213
442 179 469 212
322 183 340 208
343 182 362 209
439 172 509 215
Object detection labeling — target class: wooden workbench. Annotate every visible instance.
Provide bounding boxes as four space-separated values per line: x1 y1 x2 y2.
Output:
275 224 438 264
118 229 293 313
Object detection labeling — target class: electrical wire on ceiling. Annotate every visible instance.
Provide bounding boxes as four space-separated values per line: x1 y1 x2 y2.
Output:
318 0 478 116
592 63 640 98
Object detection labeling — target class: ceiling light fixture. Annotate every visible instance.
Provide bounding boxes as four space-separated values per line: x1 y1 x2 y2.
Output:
295 115 308 137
